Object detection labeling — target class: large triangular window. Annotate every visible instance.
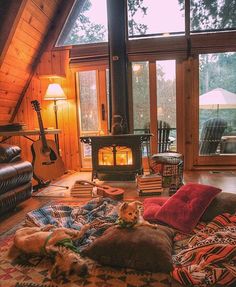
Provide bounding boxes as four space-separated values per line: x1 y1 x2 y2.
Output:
56 0 108 47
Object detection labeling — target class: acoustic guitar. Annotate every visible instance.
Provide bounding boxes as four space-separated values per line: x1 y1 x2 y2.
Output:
31 100 65 183
76 180 124 200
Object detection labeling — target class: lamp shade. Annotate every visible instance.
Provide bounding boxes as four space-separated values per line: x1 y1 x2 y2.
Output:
44 83 66 100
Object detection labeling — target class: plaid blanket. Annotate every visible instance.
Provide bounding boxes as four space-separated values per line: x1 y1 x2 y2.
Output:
25 197 119 251
172 213 236 286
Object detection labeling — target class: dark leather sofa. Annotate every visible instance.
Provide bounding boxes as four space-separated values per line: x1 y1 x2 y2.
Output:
0 144 33 216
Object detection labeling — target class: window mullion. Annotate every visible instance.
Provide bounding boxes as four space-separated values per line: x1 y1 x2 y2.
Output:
149 61 157 154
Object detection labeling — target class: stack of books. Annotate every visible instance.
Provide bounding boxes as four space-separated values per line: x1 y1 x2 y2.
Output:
70 181 93 197
136 174 163 196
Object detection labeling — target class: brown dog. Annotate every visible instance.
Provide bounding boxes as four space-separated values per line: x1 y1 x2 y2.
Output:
118 201 157 228
51 246 88 282
8 224 89 281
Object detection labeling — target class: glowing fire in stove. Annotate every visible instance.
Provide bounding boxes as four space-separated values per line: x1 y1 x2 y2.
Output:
98 146 133 166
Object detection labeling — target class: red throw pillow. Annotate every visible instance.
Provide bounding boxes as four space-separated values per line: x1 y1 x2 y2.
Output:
143 197 169 206
143 197 169 222
155 183 221 233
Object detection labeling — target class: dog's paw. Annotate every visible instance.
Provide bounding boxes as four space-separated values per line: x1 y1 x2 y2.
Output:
41 224 55 231
82 224 90 231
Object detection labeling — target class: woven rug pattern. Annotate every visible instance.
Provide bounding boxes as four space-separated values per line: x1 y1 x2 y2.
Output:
0 234 177 287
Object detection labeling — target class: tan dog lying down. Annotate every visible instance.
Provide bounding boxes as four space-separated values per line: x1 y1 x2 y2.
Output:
8 224 89 281
118 201 157 228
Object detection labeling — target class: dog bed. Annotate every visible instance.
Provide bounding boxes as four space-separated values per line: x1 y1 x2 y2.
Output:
82 224 174 273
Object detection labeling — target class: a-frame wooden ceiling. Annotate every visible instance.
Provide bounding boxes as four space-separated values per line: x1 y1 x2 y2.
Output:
0 0 74 124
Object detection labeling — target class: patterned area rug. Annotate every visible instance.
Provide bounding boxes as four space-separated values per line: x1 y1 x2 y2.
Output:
0 201 182 287
0 237 175 287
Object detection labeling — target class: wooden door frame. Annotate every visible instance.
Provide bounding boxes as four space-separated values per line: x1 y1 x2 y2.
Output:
149 61 158 155
74 64 109 170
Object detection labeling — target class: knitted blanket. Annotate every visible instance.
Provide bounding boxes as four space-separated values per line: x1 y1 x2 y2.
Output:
25 197 119 251
172 213 236 286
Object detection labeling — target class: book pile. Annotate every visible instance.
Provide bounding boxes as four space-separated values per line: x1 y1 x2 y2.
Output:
136 174 163 196
70 180 93 197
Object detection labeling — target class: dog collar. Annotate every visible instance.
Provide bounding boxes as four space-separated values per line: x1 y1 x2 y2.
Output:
117 218 137 228
41 235 80 255
56 238 80 253
41 232 54 255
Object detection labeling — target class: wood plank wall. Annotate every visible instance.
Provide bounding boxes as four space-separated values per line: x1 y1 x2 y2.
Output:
0 0 61 124
10 49 81 172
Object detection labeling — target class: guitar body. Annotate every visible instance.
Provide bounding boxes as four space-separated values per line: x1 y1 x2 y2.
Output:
77 180 124 200
31 99 66 184
31 139 65 182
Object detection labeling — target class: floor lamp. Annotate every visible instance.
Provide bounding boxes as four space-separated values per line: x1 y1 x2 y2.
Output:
42 83 69 191
44 83 67 153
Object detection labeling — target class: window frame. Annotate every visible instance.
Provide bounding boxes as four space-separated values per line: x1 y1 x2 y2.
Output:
190 51 236 168
56 0 108 47
58 0 236 170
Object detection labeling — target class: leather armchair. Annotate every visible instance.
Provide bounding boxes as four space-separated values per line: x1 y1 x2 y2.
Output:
0 144 33 216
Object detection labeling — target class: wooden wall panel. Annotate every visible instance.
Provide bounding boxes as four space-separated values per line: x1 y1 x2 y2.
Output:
0 0 62 124
1 63 30 81
20 19 44 42
32 0 59 18
0 76 25 90
3 54 31 73
9 49 81 172
23 3 51 34
37 50 66 77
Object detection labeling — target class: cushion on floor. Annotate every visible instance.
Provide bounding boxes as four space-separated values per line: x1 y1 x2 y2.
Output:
143 197 169 222
201 192 236 222
82 225 174 273
147 183 221 233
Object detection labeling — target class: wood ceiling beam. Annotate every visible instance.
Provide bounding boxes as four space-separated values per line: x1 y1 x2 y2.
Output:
0 0 28 68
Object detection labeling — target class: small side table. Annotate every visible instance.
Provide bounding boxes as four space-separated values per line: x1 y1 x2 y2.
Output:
149 152 184 195
0 129 61 143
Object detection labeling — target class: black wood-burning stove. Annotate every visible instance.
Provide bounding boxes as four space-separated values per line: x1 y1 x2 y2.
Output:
81 134 151 180
80 1 151 181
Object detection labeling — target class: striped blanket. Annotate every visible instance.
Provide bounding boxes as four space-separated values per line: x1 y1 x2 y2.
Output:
172 213 236 286
25 197 119 251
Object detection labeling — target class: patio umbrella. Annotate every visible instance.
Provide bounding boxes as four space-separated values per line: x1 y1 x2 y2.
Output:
199 88 236 116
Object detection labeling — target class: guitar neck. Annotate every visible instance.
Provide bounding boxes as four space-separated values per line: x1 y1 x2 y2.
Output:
36 111 48 149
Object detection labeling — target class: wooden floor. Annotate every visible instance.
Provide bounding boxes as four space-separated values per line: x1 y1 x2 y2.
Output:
0 170 235 235
184 170 236 193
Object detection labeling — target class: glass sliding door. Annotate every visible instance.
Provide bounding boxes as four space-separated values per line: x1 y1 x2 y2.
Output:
199 52 236 157
131 61 150 158
156 60 177 152
131 59 177 158
79 71 99 132
76 67 109 168
132 62 150 134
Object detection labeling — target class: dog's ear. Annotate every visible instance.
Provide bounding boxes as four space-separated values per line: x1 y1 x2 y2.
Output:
134 201 142 209
7 243 21 259
119 202 128 212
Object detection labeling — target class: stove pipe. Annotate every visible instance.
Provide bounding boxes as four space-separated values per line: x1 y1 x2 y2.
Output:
107 0 129 135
